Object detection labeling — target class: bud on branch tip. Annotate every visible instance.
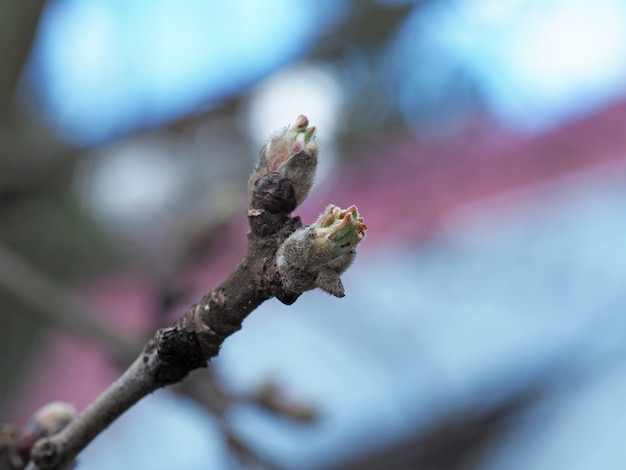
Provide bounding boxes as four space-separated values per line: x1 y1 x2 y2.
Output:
249 115 319 208
276 205 367 298
312 205 367 258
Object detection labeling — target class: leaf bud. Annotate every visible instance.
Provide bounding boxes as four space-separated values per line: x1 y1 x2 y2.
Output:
276 205 366 298
22 402 76 439
249 115 319 208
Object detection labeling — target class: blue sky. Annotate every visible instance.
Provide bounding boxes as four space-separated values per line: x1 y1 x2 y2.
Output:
26 0 626 144
390 0 626 132
26 0 347 143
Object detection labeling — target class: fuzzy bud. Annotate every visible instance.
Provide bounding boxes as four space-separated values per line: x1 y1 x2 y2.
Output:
0 424 22 469
22 402 76 439
249 115 319 208
15 402 76 462
276 205 367 298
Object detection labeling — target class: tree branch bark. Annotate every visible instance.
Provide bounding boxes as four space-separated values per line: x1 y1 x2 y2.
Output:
29 179 304 469
26 116 366 469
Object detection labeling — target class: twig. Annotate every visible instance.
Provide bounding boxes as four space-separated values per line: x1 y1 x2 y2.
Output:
0 243 138 360
224 425 287 470
26 116 366 469
0 0 46 119
29 207 302 468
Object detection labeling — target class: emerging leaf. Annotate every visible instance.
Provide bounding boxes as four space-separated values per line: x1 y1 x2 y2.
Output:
249 115 319 207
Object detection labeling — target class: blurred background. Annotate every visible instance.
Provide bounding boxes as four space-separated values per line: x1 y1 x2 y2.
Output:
2 0 626 468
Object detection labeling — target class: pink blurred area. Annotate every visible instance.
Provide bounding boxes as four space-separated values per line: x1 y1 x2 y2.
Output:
329 99 626 246
8 274 155 425
10 96 626 427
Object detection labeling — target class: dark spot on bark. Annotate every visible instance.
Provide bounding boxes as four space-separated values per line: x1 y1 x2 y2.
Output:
155 328 206 384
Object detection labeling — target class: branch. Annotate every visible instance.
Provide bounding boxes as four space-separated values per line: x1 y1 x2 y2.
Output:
0 243 138 360
27 115 367 469
0 0 46 121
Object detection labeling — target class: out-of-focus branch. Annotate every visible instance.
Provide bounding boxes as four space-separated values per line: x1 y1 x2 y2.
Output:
27 115 367 469
224 426 287 470
177 370 315 469
0 0 46 121
0 243 138 360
